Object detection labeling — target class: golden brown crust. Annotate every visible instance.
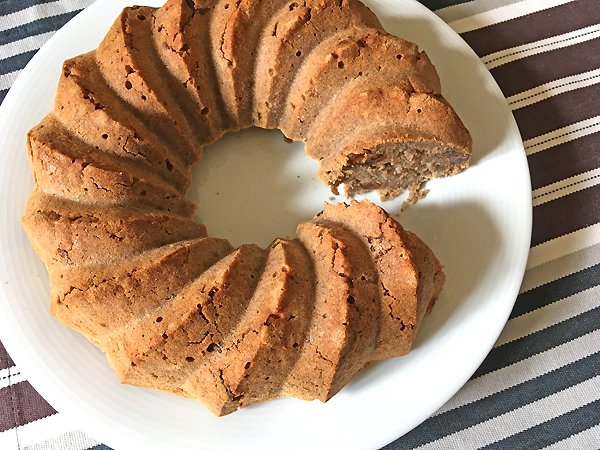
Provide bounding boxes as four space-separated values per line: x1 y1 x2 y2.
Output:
97 5 209 162
253 0 383 128
280 28 442 140
56 53 192 190
180 239 314 415
28 116 196 216
290 221 380 401
110 244 266 395
153 0 229 141
48 237 233 345
211 0 292 128
22 192 207 267
317 200 445 359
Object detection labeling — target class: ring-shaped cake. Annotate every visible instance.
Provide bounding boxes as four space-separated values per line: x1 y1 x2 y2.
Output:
22 0 471 416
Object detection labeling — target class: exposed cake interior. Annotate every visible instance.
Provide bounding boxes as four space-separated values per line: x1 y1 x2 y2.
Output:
322 139 471 202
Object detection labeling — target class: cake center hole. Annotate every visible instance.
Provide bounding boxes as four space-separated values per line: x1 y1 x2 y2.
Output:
188 128 341 248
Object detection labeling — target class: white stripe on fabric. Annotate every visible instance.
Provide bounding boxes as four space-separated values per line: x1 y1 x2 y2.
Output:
482 24 600 69
497 285 600 346
24 429 100 450
527 222 600 269
0 69 22 91
0 31 55 60
424 375 600 449
532 167 600 207
13 414 85 449
434 330 600 416
541 423 600 450
0 0 95 33
436 0 528 24
520 241 600 293
508 68 600 111
0 366 25 390
524 116 600 156
447 0 576 34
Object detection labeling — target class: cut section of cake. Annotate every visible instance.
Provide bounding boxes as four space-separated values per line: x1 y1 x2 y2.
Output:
306 82 471 201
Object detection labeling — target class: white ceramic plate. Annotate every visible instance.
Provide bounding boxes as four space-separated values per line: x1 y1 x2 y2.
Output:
0 0 531 449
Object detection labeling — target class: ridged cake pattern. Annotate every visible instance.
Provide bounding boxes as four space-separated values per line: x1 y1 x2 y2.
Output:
22 0 466 416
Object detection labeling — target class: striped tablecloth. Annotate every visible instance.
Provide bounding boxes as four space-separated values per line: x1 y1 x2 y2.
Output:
1 0 599 449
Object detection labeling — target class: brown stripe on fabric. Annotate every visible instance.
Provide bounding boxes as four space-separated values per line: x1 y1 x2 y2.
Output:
512 83 600 141
532 182 600 247
0 341 15 370
461 0 600 57
528 131 600 190
490 37 600 98
0 381 57 432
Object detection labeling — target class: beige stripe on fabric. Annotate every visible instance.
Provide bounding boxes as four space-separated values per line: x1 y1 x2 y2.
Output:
0 367 24 391
436 0 528 24
434 330 600 416
497 285 600 346
424 375 600 449
0 31 55 59
10 414 84 449
531 183 600 247
482 23 600 70
532 168 600 207
24 430 100 450
524 116 600 156
460 0 600 58
447 0 576 34
541 423 600 450
508 68 600 111
527 222 600 269
0 70 22 91
521 241 600 292
527 128 600 192
0 0 95 33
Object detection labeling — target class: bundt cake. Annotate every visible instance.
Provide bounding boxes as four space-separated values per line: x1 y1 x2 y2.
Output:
21 0 470 416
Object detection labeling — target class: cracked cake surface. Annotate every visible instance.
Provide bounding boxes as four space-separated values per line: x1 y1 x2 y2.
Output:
22 0 468 416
